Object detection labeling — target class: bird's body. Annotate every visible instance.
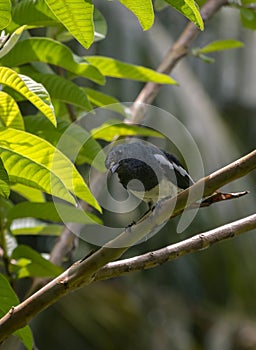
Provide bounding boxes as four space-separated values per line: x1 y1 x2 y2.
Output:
105 141 194 204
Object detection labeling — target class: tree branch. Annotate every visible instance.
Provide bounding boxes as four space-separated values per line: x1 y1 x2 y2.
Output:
94 213 256 281
0 149 255 342
130 0 228 121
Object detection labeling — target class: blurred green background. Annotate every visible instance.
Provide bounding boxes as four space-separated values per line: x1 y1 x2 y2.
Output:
22 2 256 350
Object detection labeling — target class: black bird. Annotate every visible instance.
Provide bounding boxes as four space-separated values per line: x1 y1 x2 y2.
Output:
105 141 194 206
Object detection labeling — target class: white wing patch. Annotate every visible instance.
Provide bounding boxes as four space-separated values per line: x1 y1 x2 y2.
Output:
154 154 174 170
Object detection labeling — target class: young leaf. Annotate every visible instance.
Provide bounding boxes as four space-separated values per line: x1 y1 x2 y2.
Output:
0 25 27 59
0 91 24 129
0 0 11 30
164 0 204 30
0 157 10 198
118 0 154 30
0 128 101 211
86 56 177 84
11 245 63 278
0 67 56 126
8 202 102 226
91 120 164 141
45 0 94 48
0 273 33 350
197 39 244 54
0 38 105 84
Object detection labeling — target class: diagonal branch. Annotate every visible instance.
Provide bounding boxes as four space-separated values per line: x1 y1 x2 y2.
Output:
130 0 228 121
0 149 255 342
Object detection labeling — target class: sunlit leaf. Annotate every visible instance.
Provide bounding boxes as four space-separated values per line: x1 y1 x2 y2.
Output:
86 56 177 84
0 25 27 58
11 223 63 236
0 0 11 30
118 0 154 30
0 67 56 126
91 120 164 141
45 0 94 48
164 0 204 30
0 128 101 211
0 91 24 129
0 157 9 198
196 40 244 53
0 38 105 84
11 183 45 202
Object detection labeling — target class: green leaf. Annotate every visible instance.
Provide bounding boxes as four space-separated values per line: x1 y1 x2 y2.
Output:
164 0 204 30
17 67 92 111
0 127 101 211
240 8 256 30
0 0 11 30
241 0 256 4
9 0 58 30
45 0 94 48
11 245 62 278
0 157 10 198
15 326 33 350
0 91 24 129
196 40 244 54
8 202 102 225
0 67 56 126
118 0 154 30
0 273 33 350
11 183 45 202
91 120 164 141
84 88 127 115
11 223 63 236
0 25 27 59
24 115 105 170
94 9 107 41
86 56 177 84
0 38 105 84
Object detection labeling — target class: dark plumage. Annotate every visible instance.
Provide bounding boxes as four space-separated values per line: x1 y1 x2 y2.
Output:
105 141 194 203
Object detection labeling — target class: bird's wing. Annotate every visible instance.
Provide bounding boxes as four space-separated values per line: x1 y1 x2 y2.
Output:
153 151 194 190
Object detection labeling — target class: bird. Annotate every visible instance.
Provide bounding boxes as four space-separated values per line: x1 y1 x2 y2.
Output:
105 141 194 207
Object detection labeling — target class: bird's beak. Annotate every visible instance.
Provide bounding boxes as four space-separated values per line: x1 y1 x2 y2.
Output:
110 162 120 173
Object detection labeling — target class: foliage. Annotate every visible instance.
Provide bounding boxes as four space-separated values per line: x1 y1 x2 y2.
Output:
0 0 255 349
